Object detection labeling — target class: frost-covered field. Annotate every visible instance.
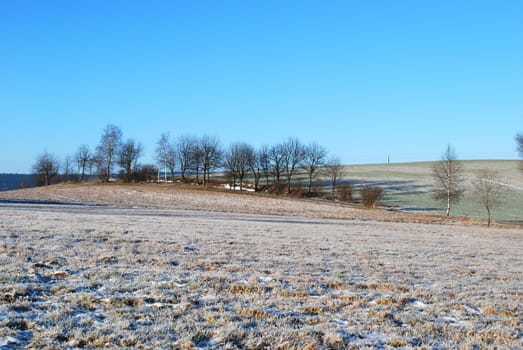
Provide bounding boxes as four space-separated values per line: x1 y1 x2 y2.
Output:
0 187 522 349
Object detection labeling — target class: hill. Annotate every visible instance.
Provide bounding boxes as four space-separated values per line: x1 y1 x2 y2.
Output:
341 160 523 224
1 160 521 224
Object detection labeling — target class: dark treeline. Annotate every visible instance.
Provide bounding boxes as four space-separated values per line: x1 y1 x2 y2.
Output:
0 174 36 192
32 124 346 198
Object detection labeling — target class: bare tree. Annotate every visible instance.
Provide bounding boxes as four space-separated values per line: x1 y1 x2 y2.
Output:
96 124 123 181
191 142 204 184
432 145 465 216
269 144 285 195
258 146 271 190
75 144 91 181
472 170 507 227
156 133 176 182
200 135 222 186
325 156 344 198
177 135 197 180
118 139 143 182
62 155 73 182
87 155 98 178
32 151 60 187
281 137 305 194
225 142 255 191
303 142 327 194
249 146 269 192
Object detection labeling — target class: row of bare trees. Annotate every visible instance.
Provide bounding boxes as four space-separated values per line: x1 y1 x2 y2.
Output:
155 133 343 195
33 124 345 196
34 124 144 185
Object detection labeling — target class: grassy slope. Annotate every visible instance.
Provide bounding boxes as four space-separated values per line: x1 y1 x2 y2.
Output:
340 160 523 224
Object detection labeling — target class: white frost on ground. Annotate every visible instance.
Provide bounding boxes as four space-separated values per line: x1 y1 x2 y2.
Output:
0 185 521 348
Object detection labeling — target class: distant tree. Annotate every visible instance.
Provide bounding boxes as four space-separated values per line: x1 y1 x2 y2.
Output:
432 145 465 216
177 135 197 180
87 155 98 178
96 124 123 181
32 151 60 187
156 132 176 182
281 138 305 193
325 156 344 198
200 135 222 186
257 146 271 189
269 143 285 195
118 138 143 182
249 146 269 192
190 142 204 184
75 144 91 181
62 155 73 182
225 142 255 191
472 170 507 227
303 142 327 194
224 145 238 189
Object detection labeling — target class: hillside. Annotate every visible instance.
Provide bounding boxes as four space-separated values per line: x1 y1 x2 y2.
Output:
1 160 521 225
341 160 523 224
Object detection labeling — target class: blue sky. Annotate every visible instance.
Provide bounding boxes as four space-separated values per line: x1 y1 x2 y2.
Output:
1 1 522 173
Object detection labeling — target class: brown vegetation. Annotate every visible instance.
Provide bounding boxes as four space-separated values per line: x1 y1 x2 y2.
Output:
0 187 520 348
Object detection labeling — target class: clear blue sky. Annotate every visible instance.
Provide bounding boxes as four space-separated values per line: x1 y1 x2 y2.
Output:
1 0 522 173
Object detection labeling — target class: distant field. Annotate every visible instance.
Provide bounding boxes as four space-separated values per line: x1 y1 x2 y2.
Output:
337 160 523 225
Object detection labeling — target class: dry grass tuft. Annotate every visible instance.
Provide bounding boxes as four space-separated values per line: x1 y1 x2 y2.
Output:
228 283 261 294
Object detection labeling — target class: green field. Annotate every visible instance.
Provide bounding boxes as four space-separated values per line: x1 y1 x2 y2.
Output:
337 160 523 225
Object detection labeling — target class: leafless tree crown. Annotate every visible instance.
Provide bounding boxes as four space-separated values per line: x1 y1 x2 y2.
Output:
32 151 60 186
303 142 327 194
224 142 255 191
75 144 91 181
472 170 507 227
96 124 123 181
118 138 143 182
432 145 465 216
281 138 305 194
325 156 344 198
156 133 176 181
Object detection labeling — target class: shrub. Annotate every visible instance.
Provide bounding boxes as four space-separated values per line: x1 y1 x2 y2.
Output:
337 184 353 202
360 186 384 208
